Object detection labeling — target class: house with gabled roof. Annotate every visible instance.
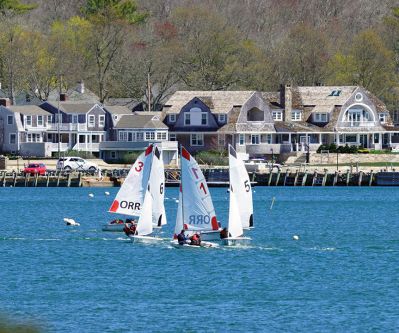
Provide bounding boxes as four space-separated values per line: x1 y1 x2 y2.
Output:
0 100 53 156
39 101 108 155
99 111 178 165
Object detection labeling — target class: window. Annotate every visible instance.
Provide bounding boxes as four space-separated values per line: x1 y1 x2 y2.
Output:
218 134 225 147
37 115 43 126
156 132 167 140
88 115 95 127
314 113 328 122
169 114 176 122
7 115 13 125
110 151 117 159
26 115 32 126
251 134 260 145
393 111 399 124
128 132 133 142
47 115 52 123
145 132 155 140
201 113 208 125
239 134 245 145
136 132 144 141
9 133 16 144
27 133 41 143
355 93 363 102
118 131 128 141
184 113 191 125
191 133 204 146
72 115 78 123
218 114 226 123
99 115 105 127
266 134 272 144
272 111 282 121
291 110 301 121
169 133 177 141
379 113 386 123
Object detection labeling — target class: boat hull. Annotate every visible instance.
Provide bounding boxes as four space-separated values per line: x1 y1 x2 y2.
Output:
199 229 222 241
130 235 164 243
102 223 126 232
221 237 251 246
170 240 218 248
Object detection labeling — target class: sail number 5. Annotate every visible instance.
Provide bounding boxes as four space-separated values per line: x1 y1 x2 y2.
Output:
244 180 250 192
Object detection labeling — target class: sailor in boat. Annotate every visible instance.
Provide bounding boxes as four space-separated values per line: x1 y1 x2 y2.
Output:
189 233 201 246
110 219 124 225
177 229 188 245
123 221 137 236
220 228 229 239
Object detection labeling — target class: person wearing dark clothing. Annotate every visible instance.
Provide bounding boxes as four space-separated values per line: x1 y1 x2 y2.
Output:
177 230 187 245
220 227 229 239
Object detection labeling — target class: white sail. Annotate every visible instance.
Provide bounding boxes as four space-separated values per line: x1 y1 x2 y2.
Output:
228 145 253 229
136 189 153 236
228 187 244 238
174 187 183 236
108 144 153 216
180 146 219 231
150 146 167 227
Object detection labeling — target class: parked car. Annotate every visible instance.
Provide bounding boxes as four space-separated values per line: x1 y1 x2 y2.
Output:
244 159 282 172
56 157 98 172
23 163 47 176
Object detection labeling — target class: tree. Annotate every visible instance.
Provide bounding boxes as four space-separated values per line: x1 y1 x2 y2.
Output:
327 30 396 98
82 0 147 102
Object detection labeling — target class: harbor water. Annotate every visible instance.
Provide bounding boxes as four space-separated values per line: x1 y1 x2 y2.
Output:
0 187 398 332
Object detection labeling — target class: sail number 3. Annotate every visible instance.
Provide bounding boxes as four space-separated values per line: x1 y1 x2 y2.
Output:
135 161 144 172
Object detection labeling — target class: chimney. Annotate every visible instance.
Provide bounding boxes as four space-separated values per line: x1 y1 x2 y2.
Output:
78 81 85 94
0 98 11 107
60 93 67 102
284 84 292 122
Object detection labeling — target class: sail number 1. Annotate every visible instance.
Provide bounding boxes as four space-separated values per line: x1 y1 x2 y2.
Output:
192 168 207 195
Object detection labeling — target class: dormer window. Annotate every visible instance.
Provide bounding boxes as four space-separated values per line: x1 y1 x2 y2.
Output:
99 115 105 127
184 113 190 125
314 113 328 122
291 110 302 121
272 111 282 121
37 115 43 126
201 113 208 125
218 114 226 123
169 114 176 122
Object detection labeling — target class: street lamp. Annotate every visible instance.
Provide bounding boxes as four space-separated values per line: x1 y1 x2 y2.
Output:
57 74 63 159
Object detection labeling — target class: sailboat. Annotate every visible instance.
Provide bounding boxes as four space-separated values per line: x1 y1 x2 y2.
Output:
102 144 154 232
221 145 252 246
130 146 167 243
173 146 220 247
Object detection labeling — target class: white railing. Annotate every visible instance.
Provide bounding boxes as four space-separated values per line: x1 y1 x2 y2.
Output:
49 143 69 152
339 121 377 128
48 123 88 131
72 143 100 152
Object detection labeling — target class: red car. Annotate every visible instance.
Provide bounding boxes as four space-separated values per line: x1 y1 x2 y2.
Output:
23 163 47 176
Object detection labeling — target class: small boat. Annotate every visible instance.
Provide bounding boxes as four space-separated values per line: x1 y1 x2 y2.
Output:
173 146 221 244
130 146 167 243
170 240 218 248
103 145 154 232
221 145 252 246
101 219 128 232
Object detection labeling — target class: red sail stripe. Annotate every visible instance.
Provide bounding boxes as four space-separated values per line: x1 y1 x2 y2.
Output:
145 144 153 156
181 147 190 160
109 200 119 212
211 216 219 230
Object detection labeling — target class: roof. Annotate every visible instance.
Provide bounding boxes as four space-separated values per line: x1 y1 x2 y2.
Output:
47 83 100 103
43 102 98 114
297 86 356 106
115 114 168 129
7 105 51 116
163 91 255 114
103 105 132 115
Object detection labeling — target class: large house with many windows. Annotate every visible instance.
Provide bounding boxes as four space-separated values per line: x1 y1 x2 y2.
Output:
161 86 397 158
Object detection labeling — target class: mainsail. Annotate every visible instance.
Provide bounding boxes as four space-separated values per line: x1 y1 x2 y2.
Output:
228 145 253 229
150 146 167 227
108 144 153 216
135 187 153 236
178 146 219 232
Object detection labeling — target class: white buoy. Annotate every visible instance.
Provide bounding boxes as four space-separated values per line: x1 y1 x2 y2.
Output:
89 193 94 198
64 218 80 226
293 235 299 241
104 191 110 196
175 199 179 203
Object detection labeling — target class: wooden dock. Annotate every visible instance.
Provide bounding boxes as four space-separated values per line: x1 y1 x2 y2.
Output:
0 169 394 187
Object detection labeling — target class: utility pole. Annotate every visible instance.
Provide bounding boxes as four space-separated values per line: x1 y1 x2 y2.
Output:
57 74 62 159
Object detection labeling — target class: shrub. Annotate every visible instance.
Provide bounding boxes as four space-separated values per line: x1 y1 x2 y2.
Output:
120 151 142 164
195 150 228 166
63 150 96 159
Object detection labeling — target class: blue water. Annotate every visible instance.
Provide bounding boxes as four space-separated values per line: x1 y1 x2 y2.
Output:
0 187 398 332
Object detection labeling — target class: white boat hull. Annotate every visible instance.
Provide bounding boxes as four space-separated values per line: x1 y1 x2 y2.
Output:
170 240 218 248
102 223 126 232
130 235 164 243
221 237 251 246
199 229 222 241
